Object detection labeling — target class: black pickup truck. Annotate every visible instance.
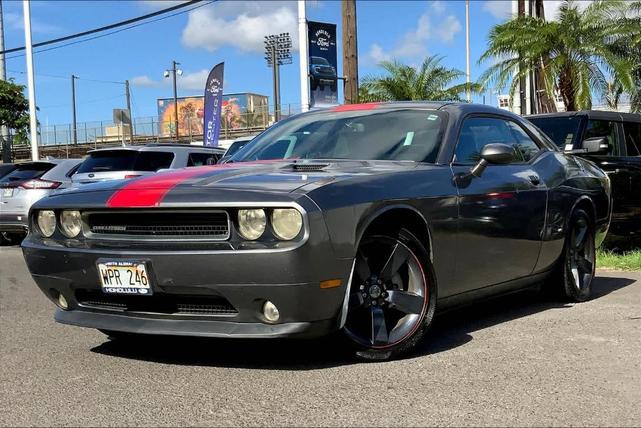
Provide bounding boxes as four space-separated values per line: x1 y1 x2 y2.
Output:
528 111 641 237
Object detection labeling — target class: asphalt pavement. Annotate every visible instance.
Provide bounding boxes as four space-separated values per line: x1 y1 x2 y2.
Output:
1 245 640 427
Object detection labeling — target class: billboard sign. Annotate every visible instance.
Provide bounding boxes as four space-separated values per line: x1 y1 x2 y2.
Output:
203 62 224 147
308 21 338 108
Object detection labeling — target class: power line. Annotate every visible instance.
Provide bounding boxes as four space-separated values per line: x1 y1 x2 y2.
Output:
7 68 124 84
1 0 206 55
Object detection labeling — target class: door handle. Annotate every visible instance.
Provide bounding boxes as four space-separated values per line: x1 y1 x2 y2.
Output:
528 175 541 185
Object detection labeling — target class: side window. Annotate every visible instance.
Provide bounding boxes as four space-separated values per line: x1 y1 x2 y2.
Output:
505 122 542 162
135 152 175 171
187 152 218 167
622 122 641 156
455 117 539 164
584 120 618 155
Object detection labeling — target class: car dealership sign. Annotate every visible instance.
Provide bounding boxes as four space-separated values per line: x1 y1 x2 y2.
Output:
308 21 338 108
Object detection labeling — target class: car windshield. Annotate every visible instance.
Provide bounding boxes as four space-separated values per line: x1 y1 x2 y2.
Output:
77 150 174 173
528 116 582 149
311 57 330 66
226 140 251 157
231 109 446 163
0 162 54 184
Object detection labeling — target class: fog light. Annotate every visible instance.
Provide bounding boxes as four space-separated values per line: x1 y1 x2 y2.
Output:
58 293 68 310
263 300 280 322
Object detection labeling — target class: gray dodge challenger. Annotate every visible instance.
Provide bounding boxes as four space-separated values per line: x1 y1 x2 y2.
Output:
22 102 611 360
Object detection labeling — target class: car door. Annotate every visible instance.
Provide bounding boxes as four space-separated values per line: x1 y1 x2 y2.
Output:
579 119 632 230
451 116 548 294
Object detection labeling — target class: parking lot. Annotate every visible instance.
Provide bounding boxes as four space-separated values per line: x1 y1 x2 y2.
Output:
1 244 640 426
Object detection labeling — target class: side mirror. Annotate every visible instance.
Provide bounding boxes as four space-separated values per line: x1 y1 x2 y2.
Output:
580 136 609 154
470 143 516 177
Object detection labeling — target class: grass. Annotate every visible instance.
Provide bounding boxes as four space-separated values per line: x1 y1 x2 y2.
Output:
597 249 641 271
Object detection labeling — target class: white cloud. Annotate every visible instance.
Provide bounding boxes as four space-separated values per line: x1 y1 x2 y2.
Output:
181 2 298 53
177 69 210 91
431 0 446 15
482 1 512 19
130 75 158 87
129 70 211 91
4 11 62 34
435 15 462 43
364 7 461 65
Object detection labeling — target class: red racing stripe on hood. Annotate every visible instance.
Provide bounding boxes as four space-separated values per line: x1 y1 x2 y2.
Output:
106 159 284 208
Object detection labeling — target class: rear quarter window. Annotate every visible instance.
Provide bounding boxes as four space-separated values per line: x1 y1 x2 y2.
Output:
0 163 54 183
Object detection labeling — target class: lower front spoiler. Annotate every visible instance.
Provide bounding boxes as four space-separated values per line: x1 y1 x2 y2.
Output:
55 309 336 339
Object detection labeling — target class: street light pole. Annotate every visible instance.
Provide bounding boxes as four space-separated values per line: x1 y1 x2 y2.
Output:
298 0 310 113
22 0 39 161
172 60 179 138
465 0 471 103
71 75 77 144
264 34 291 123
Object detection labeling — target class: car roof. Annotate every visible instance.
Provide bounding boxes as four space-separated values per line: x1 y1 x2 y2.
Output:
87 144 224 154
527 110 641 123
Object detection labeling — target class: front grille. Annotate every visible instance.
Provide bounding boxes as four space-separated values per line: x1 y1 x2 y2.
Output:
75 290 237 316
85 211 230 241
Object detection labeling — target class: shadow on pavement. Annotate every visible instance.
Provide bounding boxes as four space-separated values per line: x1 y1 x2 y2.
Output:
91 275 636 369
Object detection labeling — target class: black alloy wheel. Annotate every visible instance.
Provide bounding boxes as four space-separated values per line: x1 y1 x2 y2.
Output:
562 209 596 302
343 229 436 360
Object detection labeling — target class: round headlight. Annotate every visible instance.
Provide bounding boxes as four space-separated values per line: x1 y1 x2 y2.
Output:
271 208 303 240
238 209 266 240
37 210 56 237
60 210 82 238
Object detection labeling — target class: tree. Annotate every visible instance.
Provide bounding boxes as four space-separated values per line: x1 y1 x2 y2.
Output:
360 55 482 102
479 0 638 111
0 79 30 145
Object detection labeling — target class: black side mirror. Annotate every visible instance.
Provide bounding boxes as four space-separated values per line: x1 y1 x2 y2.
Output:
470 143 516 177
580 137 609 154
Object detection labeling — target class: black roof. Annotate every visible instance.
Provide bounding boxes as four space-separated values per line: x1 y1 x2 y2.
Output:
527 110 641 123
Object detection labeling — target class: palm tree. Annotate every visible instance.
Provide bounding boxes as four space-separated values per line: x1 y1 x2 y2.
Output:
479 0 637 111
360 55 481 102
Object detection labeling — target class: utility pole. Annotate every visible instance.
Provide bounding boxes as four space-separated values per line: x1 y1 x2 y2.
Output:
23 0 39 161
298 0 310 113
465 0 471 103
71 75 77 144
125 80 133 143
0 0 10 163
341 0 358 104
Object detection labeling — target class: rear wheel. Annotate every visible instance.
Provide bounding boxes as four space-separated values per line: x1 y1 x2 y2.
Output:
343 229 436 361
558 209 596 302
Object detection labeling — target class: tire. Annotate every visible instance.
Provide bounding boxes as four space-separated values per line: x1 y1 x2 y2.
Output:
342 228 437 361
556 208 596 302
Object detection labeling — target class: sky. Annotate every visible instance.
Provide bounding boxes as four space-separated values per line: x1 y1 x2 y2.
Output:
2 0 577 128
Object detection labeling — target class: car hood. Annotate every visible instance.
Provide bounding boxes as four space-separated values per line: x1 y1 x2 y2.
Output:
38 160 421 208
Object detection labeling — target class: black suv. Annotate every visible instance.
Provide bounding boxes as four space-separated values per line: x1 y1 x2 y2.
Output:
528 111 641 236
309 56 337 92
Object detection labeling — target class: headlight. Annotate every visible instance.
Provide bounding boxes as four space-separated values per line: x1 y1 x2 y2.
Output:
271 208 303 240
238 209 266 240
60 210 82 238
37 210 56 237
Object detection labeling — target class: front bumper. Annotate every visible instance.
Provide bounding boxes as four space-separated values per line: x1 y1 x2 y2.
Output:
22 228 353 339
0 214 28 233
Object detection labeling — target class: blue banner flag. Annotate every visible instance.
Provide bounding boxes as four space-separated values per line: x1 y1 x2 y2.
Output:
203 62 224 146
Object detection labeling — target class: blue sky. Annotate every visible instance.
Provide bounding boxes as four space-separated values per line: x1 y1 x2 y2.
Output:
3 0 529 127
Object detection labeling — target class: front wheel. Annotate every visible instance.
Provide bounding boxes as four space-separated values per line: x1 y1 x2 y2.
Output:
342 229 436 361
558 208 596 302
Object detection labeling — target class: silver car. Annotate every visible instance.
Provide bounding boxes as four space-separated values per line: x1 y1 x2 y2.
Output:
0 159 81 238
72 144 225 184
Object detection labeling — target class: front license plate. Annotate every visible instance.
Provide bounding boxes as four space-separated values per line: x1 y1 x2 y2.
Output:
98 260 152 295
2 188 13 197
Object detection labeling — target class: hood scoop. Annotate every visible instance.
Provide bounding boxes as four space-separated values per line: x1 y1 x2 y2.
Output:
286 163 330 172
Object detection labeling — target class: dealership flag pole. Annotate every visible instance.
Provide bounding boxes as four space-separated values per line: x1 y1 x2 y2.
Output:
23 0 39 161
298 0 310 113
